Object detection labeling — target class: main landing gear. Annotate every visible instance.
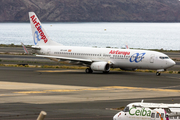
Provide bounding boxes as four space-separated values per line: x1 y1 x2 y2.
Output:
156 72 161 76
85 68 93 73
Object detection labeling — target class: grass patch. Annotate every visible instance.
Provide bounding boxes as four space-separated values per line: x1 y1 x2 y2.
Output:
110 68 122 71
112 106 125 110
41 65 86 69
0 44 32 47
0 63 179 74
1 60 55 64
172 58 180 61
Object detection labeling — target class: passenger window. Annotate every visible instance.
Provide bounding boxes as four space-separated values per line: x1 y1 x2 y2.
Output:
161 113 164 118
151 113 155 118
174 116 177 119
156 113 160 118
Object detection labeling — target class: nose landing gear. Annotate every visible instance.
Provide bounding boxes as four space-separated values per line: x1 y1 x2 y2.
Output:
156 69 165 76
156 72 161 76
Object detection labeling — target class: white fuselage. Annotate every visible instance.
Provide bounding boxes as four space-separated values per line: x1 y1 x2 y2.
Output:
113 102 180 120
36 46 175 70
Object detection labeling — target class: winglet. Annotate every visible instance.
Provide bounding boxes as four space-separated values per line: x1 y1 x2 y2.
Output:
21 42 29 54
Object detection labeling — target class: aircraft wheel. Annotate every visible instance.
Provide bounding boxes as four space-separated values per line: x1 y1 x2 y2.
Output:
85 68 90 73
85 68 93 73
156 72 161 76
89 68 93 73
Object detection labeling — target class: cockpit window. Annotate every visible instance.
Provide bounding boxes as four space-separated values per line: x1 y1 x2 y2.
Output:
123 106 129 112
159 56 169 59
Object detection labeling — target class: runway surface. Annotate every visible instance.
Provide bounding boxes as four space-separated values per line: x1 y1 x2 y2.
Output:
0 47 180 119
0 66 180 120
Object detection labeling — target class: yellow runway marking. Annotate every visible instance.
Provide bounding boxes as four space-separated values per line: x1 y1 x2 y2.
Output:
36 70 82 72
14 86 180 94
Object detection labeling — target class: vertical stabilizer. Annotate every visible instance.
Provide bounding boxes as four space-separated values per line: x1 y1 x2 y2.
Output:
29 12 63 46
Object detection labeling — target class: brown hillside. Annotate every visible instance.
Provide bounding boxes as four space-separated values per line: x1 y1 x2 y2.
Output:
0 0 180 22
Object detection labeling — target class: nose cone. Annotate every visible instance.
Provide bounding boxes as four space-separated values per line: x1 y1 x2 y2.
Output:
167 59 176 68
113 116 116 120
113 114 118 120
170 59 176 66
113 112 120 120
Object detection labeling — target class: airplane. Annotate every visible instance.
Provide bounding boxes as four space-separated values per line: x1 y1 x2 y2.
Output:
28 12 176 76
113 100 180 120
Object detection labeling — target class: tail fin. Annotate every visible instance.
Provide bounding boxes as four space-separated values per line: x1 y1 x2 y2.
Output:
125 44 129 49
29 12 63 46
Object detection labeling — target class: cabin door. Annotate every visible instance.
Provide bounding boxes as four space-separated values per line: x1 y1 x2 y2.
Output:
151 112 155 120
47 48 51 55
150 54 155 63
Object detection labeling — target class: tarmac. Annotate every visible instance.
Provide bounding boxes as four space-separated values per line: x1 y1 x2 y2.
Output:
0 47 180 120
0 67 180 120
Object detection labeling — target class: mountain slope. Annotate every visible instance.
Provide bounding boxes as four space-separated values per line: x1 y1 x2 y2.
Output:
1 0 180 22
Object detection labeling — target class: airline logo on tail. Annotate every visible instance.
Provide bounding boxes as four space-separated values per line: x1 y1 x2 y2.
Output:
34 28 41 45
30 15 48 44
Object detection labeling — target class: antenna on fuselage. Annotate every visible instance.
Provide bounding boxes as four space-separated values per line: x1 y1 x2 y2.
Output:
141 100 144 103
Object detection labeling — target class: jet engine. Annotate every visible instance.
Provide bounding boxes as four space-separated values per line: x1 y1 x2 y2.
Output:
91 62 110 72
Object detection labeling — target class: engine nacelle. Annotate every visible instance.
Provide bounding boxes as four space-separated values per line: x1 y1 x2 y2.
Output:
91 62 110 71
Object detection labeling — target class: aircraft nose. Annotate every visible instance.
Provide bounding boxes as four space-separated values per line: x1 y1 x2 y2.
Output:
170 60 176 66
113 114 117 120
167 59 176 68
113 116 118 120
113 112 120 120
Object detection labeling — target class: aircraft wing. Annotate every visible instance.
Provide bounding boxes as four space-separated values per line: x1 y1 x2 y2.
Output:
36 55 93 64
